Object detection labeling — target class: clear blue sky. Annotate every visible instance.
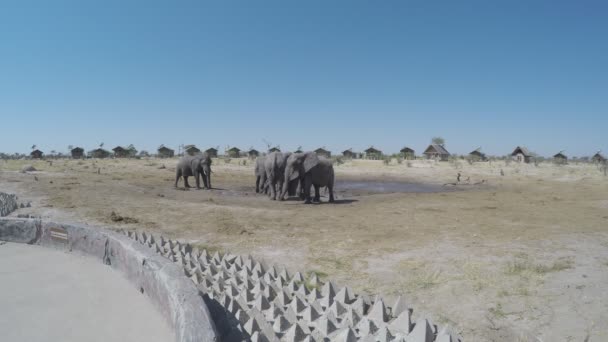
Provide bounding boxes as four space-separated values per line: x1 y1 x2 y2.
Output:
1 0 606 157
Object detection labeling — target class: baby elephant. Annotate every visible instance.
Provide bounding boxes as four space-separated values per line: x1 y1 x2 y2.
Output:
175 154 212 189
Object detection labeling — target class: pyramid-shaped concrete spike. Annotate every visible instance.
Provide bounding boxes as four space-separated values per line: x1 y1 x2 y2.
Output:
388 310 412 335
272 315 291 333
212 281 225 294
264 303 284 322
296 283 310 297
285 279 299 293
239 289 255 303
234 308 250 326
253 294 271 311
359 334 376 342
333 287 353 305
331 327 357 342
233 255 243 266
244 257 254 271
242 277 255 291
225 284 240 298
267 265 278 278
319 292 334 309
301 305 321 323
244 316 262 336
308 288 322 302
229 262 241 274
391 296 409 318
357 317 379 336
435 334 455 342
263 272 276 284
252 262 264 275
368 298 388 323
291 271 304 283
315 316 338 336
307 272 319 287
275 276 287 289
343 307 361 327
321 281 336 298
274 289 292 307
289 295 307 314
189 272 200 284
282 322 308 342
282 306 298 324
252 280 265 295
212 251 222 263
375 325 394 342
279 267 290 282
328 300 347 318
405 319 433 342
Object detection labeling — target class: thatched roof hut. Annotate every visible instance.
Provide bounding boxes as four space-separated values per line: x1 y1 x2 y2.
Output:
423 144 450 161
205 148 218 158
112 146 129 158
511 146 532 163
157 146 174 158
553 151 567 163
248 149 259 158
30 149 43 159
364 146 382 160
184 145 200 156
592 152 606 163
314 147 331 158
468 147 486 161
89 148 110 159
227 147 241 158
268 147 281 153
342 148 355 159
400 147 415 159
70 147 84 159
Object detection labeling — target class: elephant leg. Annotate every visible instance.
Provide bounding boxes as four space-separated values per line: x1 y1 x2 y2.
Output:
194 170 201 189
255 176 260 193
184 176 191 188
313 185 321 202
206 173 211 189
174 170 181 188
269 181 277 200
328 186 335 203
303 178 312 204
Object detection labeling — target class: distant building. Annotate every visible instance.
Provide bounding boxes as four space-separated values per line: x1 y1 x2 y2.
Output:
423 144 450 161
592 152 606 163
157 146 174 158
342 149 355 159
248 149 260 159
30 149 43 159
184 145 200 156
89 148 110 159
268 147 281 153
205 148 218 158
511 146 532 163
314 147 331 158
70 147 84 159
294 148 303 154
468 148 487 161
400 147 415 160
364 146 383 160
112 146 129 158
227 147 241 158
553 152 567 164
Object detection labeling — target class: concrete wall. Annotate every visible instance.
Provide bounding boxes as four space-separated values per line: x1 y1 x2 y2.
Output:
0 218 218 342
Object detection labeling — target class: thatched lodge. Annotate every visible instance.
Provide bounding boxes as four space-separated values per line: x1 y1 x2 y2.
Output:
294 148 303 153
227 147 241 158
112 146 129 158
468 147 487 161
400 147 415 159
423 144 450 161
268 147 281 153
553 151 567 164
30 149 43 159
205 148 218 158
592 152 606 163
364 146 382 160
89 148 110 159
184 145 200 156
314 147 331 158
248 149 259 158
70 147 85 159
511 146 532 163
342 148 354 159
157 146 174 158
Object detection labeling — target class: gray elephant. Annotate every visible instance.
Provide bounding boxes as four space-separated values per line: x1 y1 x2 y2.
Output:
281 152 335 204
264 151 292 200
254 156 268 194
174 153 212 189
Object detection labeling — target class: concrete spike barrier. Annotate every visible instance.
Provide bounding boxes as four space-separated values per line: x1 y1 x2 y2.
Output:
0 218 218 342
121 229 464 342
0 192 20 217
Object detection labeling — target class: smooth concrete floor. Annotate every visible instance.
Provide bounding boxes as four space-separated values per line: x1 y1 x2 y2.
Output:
0 242 173 342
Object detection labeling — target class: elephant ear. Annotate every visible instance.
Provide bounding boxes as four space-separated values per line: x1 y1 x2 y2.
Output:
303 152 319 173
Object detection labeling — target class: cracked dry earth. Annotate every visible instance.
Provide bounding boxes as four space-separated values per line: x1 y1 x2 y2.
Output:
1 158 608 341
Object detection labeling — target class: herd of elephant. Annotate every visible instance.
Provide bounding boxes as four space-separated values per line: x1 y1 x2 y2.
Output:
174 151 335 204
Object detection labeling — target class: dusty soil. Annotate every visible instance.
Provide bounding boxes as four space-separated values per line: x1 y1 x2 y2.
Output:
1 157 607 341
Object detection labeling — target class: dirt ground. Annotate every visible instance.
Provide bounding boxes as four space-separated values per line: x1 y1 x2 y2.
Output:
1 157 607 341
